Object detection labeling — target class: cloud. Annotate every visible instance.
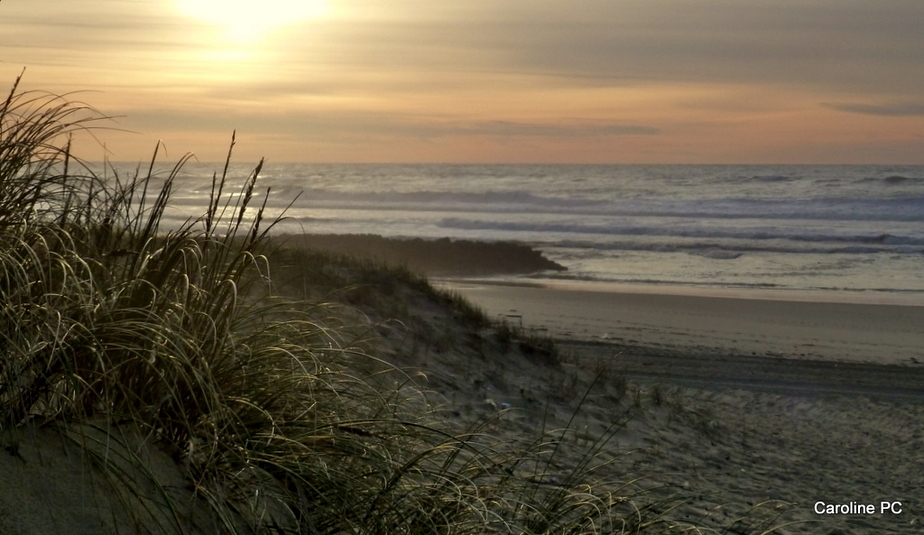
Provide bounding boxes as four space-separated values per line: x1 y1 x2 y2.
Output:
496 1 924 95
7 0 924 97
118 107 658 141
5 0 923 162
453 121 659 138
822 102 924 117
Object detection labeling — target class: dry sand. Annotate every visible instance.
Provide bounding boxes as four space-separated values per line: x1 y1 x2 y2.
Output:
435 280 924 533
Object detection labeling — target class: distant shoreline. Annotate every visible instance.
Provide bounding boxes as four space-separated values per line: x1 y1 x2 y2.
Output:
441 277 924 307
270 232 924 306
269 233 566 276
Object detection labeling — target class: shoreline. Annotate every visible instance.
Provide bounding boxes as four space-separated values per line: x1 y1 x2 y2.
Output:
268 231 924 307
442 276 924 307
440 279 924 366
267 232 924 306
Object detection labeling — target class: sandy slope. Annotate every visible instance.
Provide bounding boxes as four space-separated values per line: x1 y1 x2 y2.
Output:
0 423 211 534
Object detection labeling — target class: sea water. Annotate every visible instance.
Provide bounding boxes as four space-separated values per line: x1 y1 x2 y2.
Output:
114 162 924 303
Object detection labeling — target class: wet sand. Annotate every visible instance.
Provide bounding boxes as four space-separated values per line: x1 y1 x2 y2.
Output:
442 280 924 366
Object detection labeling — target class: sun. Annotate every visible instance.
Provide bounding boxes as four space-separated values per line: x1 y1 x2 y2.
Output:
176 0 329 42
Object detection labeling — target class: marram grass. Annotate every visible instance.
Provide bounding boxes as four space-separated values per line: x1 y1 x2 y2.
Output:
0 76 790 534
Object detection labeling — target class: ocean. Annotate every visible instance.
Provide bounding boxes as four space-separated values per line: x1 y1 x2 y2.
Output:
116 162 924 304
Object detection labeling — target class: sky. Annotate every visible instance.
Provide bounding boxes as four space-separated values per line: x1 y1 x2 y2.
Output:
1 0 923 164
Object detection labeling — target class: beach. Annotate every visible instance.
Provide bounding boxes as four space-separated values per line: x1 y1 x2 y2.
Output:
442 280 924 365
277 237 924 532
432 280 924 533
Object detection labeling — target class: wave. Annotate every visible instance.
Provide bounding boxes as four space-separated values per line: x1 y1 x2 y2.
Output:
532 272 924 296
291 188 609 212
279 190 924 222
859 175 924 185
548 239 919 257
153 166 924 223
534 272 791 289
749 174 796 183
437 218 924 249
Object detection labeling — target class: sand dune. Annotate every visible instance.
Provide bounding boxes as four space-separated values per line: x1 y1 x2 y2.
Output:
4 265 922 533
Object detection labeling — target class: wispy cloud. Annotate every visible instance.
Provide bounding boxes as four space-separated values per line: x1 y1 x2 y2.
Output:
119 108 658 140
822 102 924 117
444 121 659 138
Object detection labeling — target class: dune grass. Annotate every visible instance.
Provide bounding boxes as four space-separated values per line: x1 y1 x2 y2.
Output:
0 77 789 534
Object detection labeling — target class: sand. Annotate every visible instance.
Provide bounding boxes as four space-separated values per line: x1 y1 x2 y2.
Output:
441 280 924 365
434 280 924 533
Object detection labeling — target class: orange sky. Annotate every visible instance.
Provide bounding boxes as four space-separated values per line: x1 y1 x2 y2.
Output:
1 0 923 164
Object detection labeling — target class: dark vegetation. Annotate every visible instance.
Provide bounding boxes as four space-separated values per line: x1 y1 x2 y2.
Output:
271 233 566 277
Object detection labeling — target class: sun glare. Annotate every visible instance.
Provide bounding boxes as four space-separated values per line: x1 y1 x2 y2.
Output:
176 0 328 41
